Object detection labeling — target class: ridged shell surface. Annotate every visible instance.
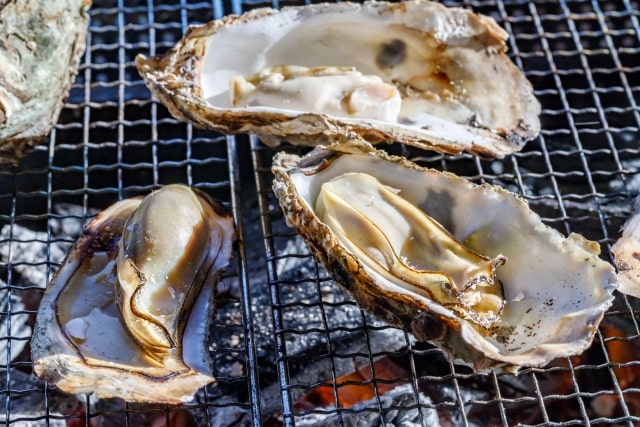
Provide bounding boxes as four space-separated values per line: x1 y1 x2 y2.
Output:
272 139 618 371
612 197 640 298
0 0 90 165
136 0 540 158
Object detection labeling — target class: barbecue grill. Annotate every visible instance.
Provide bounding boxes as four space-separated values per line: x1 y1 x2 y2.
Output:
1 0 639 425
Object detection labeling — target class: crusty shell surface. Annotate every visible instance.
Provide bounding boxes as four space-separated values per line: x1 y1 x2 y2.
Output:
611 197 640 298
136 0 541 158
0 0 91 166
271 139 618 372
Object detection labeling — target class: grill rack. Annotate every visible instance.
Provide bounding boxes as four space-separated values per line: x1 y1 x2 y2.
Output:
1 0 640 425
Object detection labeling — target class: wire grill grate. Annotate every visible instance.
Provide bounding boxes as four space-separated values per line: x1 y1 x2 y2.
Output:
1 0 640 426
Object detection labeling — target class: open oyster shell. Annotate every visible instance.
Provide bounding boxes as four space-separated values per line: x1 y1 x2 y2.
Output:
0 0 90 165
31 185 236 403
611 197 640 298
272 138 618 371
136 0 540 159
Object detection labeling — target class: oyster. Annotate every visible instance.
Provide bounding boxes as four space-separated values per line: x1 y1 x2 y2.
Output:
611 197 640 298
31 185 236 403
136 0 540 159
272 138 618 371
0 0 90 165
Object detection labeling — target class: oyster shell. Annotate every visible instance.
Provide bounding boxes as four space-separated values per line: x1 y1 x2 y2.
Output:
31 185 236 403
272 138 618 371
0 0 90 165
611 197 640 298
136 0 540 158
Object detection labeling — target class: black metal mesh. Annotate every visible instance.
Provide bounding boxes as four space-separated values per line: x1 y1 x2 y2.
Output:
1 0 639 426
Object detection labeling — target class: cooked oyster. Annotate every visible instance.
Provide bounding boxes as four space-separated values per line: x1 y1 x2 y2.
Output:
316 172 506 329
0 0 90 165
231 65 403 123
611 197 640 298
115 185 234 368
31 185 236 403
136 0 540 158
272 138 618 371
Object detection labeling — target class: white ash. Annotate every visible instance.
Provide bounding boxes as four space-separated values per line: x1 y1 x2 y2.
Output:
0 369 79 426
276 235 315 278
218 232 381 374
47 203 98 238
0 283 30 363
609 158 640 195
0 224 67 288
0 204 95 288
293 384 440 427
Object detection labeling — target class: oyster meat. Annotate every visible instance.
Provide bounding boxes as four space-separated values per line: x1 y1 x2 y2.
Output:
31 185 236 403
272 138 618 371
611 197 640 298
231 65 403 123
136 0 540 158
0 0 90 165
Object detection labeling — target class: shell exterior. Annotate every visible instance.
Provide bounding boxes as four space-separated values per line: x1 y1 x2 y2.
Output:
31 185 236 403
136 0 541 158
611 197 640 298
0 0 91 165
272 138 618 372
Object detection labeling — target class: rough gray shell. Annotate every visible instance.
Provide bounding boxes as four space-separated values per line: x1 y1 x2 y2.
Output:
0 0 90 165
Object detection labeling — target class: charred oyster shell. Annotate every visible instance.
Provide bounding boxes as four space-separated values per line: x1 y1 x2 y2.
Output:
272 138 618 371
31 185 235 403
0 0 90 165
136 0 540 158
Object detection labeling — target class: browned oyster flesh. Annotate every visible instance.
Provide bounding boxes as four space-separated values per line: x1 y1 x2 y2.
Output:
272 138 618 372
0 0 91 165
31 185 236 403
136 0 541 158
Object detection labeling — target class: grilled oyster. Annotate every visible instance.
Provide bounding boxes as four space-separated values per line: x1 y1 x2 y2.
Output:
0 0 90 165
272 138 618 371
136 0 540 158
31 185 236 403
611 197 640 298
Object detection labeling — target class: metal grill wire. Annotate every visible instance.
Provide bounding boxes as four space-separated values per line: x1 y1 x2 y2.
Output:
0 0 638 426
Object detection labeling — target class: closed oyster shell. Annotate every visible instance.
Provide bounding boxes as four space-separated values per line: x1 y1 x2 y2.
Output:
31 185 236 403
272 138 618 372
136 0 540 158
0 0 90 165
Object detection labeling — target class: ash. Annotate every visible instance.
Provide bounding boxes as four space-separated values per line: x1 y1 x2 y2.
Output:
293 384 440 427
0 204 97 366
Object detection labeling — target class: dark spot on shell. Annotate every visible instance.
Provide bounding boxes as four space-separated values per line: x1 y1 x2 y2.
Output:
376 39 407 70
398 117 415 126
411 313 448 342
328 257 355 293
